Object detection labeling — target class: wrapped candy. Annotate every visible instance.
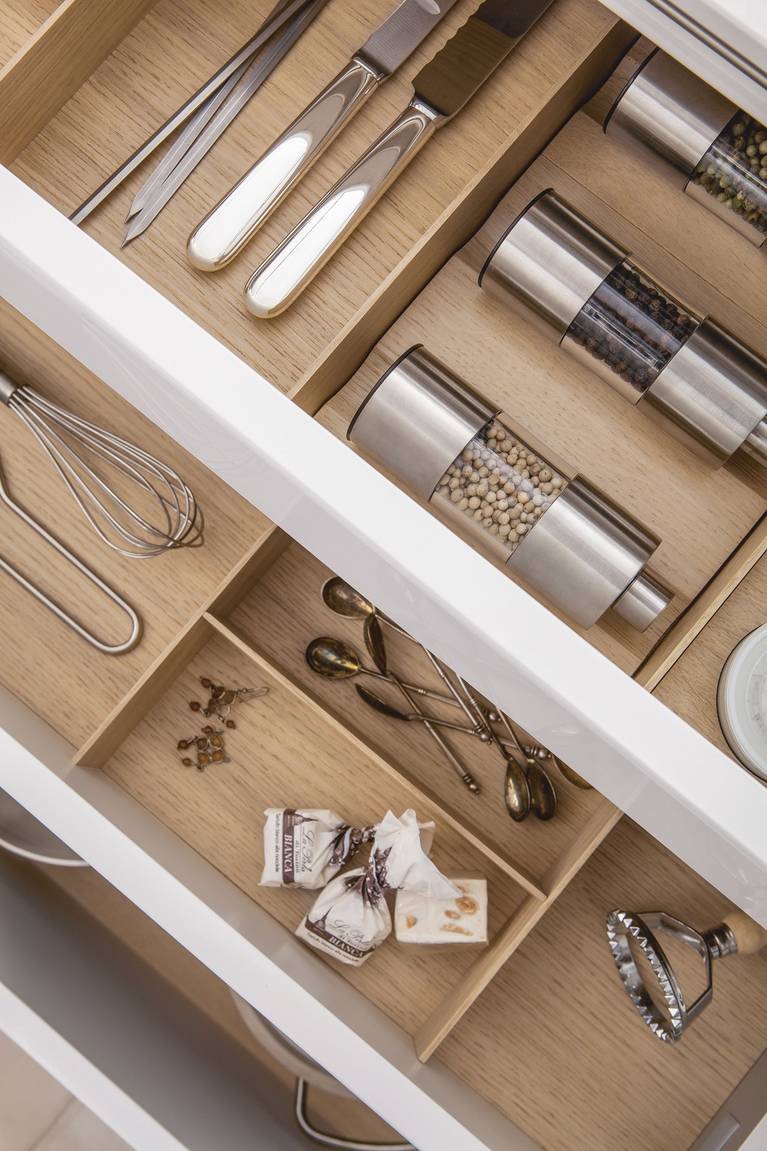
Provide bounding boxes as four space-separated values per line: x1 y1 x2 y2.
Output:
395 878 488 945
296 810 460 966
260 808 375 890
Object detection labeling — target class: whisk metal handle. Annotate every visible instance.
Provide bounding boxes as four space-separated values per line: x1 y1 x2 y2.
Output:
0 370 18 405
0 469 141 654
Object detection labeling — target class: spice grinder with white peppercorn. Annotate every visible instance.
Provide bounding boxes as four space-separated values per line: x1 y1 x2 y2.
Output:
604 50 767 249
480 189 767 468
347 345 671 631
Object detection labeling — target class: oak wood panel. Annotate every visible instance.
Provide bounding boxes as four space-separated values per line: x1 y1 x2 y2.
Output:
9 0 629 398
318 153 766 674
101 630 528 1038
638 514 767 692
0 299 269 747
0 0 157 161
654 549 767 762
228 541 607 892
436 817 767 1151
205 613 546 897
0 0 58 68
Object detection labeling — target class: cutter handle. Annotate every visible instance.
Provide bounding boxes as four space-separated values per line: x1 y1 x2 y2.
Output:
244 98 442 317
188 58 381 271
724 910 767 954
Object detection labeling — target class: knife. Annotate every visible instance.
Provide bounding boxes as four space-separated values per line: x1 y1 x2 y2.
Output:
122 0 327 245
70 0 312 226
187 0 460 273
244 0 556 318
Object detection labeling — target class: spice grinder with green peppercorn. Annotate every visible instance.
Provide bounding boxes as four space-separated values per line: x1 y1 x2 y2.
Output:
347 345 671 632
480 190 767 469
604 50 767 248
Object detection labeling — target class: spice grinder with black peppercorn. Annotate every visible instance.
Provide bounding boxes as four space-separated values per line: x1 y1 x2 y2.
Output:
604 50 767 248
347 345 671 632
479 190 767 468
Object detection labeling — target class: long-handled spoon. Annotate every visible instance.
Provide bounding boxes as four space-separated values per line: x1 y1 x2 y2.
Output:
363 616 480 795
355 685 479 735
304 637 457 704
493 707 557 821
323 577 530 818
449 675 531 822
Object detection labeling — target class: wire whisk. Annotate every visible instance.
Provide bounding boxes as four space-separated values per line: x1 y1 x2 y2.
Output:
0 371 203 559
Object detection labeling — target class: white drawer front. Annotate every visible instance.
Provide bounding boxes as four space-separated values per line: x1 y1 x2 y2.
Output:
1 165 766 925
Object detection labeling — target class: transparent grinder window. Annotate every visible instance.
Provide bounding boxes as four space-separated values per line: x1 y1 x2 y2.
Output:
604 50 767 248
479 189 767 468
347 346 671 632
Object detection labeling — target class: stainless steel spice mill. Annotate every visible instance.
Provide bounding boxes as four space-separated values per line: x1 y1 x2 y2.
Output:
604 50 767 248
347 346 671 631
479 189 767 468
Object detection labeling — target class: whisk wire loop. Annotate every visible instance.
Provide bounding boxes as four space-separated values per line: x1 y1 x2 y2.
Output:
7 386 202 559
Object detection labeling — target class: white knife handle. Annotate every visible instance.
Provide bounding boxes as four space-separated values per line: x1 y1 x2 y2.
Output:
245 98 442 318
187 57 382 272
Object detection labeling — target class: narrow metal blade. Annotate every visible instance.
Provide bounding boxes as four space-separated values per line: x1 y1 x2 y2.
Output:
70 0 310 225
123 0 327 245
412 0 556 118
126 55 252 220
359 0 461 77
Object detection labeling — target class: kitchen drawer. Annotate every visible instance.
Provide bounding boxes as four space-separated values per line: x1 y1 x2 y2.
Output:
0 852 356 1150
0 0 59 68
0 3 766 1149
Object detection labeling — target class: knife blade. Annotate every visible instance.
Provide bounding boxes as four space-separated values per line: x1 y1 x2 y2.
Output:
187 0 460 272
70 0 311 226
244 0 556 318
122 0 327 246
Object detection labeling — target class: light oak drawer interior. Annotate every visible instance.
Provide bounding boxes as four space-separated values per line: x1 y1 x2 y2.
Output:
2 0 633 407
0 0 58 67
0 5 765 1150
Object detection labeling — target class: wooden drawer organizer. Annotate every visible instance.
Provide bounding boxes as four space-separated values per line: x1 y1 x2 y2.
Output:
0 3 766 1149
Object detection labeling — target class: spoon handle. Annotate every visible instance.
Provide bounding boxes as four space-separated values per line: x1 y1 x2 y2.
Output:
392 675 480 795
366 668 459 706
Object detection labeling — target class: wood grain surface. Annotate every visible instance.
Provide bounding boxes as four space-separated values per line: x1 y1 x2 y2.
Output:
655 549 767 762
317 121 767 673
437 816 767 1151
0 0 58 68
0 0 157 161
102 628 527 1039
9 0 628 398
0 11 765 1147
229 541 607 892
0 299 269 746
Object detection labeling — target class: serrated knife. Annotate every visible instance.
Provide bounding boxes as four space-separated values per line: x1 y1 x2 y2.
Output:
187 0 461 272
244 0 555 318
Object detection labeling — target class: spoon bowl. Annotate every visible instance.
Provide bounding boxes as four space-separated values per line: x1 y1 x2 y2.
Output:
504 759 531 822
321 577 374 620
305 636 363 679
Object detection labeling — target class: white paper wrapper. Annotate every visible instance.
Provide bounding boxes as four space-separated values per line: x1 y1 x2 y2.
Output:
296 810 459 966
260 809 374 890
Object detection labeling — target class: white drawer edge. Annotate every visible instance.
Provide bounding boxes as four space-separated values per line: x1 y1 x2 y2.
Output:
598 0 767 120
0 987 186 1151
0 166 765 927
0 858 313 1151
0 684 537 1151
